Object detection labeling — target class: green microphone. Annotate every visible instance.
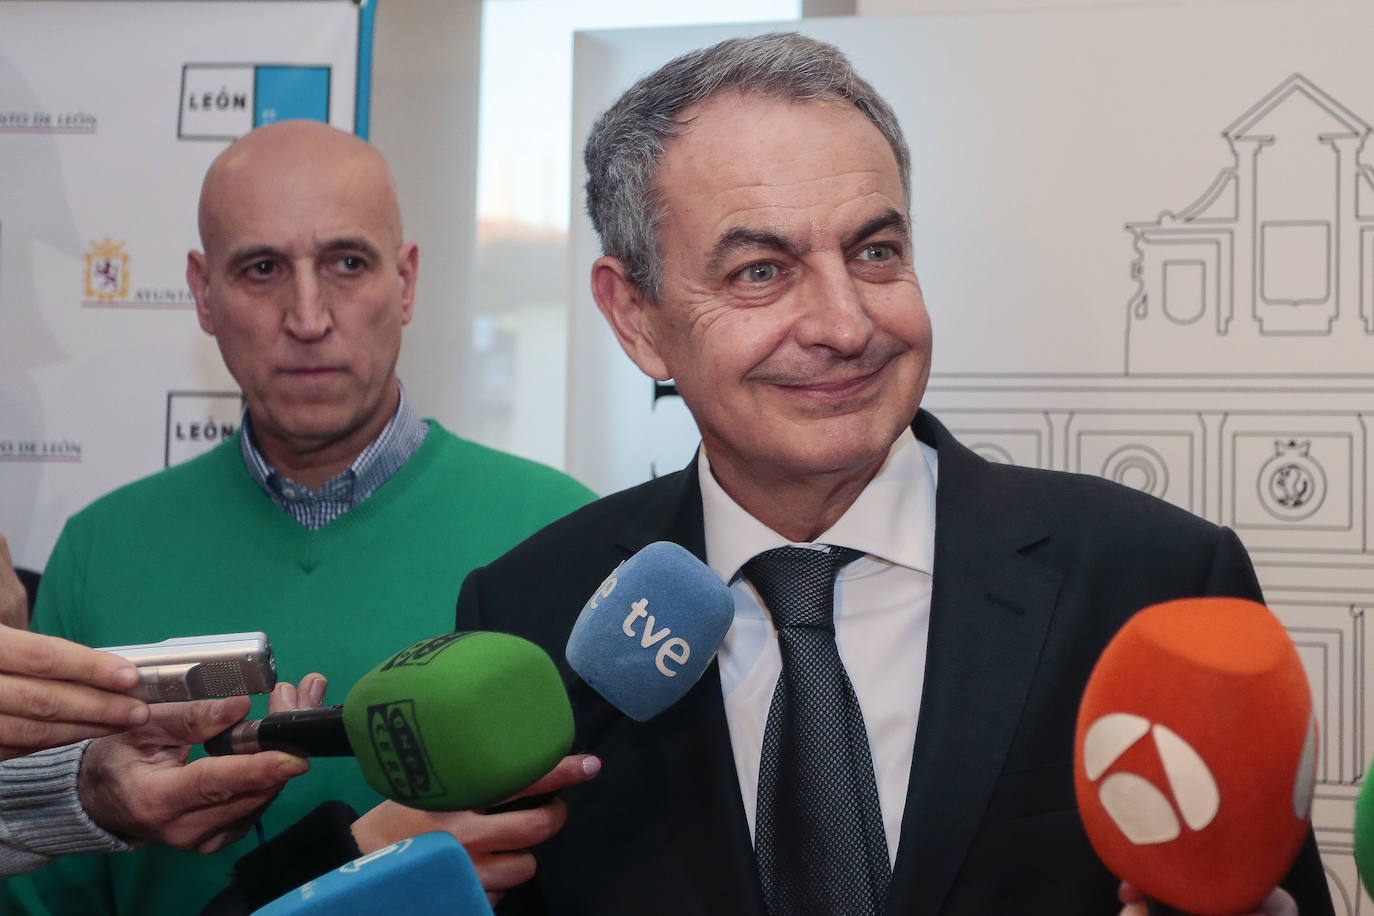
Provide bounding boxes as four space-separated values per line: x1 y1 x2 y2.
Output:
205 632 574 811
1356 760 1374 894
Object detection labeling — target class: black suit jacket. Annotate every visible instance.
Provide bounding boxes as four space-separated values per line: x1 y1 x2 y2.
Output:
456 411 1334 915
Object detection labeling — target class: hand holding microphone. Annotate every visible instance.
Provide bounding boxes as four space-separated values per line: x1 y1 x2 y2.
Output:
77 675 321 853
467 540 729 810
378 539 730 903
350 755 601 907
453 540 729 900
1075 597 1317 915
1119 882 1297 916
246 663 596 909
462 540 729 895
207 631 574 811
226 541 730 909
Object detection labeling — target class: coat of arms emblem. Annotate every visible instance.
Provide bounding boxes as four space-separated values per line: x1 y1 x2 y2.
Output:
84 237 129 302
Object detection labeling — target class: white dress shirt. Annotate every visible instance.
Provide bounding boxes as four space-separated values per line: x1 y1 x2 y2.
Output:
699 428 938 865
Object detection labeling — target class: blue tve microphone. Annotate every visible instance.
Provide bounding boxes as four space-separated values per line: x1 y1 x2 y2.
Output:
250 831 492 915
565 541 733 721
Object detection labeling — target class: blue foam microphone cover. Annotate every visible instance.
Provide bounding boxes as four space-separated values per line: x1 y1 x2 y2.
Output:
251 831 492 915
566 541 733 721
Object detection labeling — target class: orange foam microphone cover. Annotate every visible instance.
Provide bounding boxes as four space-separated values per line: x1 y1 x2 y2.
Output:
1073 597 1317 915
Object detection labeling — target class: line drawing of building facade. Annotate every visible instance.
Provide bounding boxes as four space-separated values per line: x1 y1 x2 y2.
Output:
922 74 1374 912
1126 73 1374 372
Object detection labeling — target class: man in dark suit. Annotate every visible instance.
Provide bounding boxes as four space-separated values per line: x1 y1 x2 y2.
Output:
457 32 1333 915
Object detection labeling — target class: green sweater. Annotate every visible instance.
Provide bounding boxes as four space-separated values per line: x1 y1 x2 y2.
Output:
2 423 594 915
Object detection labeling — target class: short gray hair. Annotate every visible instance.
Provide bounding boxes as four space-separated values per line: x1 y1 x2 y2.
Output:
583 31 911 303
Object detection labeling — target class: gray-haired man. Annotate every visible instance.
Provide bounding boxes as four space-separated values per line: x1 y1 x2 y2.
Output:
453 33 1332 915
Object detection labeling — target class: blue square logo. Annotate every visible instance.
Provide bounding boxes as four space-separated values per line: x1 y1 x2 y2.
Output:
254 66 331 127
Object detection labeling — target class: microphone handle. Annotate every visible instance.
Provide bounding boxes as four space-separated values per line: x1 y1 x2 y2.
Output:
1146 900 1190 916
204 704 353 757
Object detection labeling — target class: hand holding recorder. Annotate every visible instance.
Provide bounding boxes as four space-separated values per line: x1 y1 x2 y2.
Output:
67 632 301 852
0 625 150 760
0 533 167 759
99 631 276 703
75 673 321 853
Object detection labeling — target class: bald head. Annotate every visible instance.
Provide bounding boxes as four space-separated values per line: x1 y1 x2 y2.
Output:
186 118 419 489
197 119 404 256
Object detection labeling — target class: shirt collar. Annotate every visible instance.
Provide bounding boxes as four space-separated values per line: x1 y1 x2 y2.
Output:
238 379 427 509
699 426 938 585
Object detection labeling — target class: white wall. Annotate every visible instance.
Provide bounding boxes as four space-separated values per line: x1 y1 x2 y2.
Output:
0 1 362 569
372 0 483 436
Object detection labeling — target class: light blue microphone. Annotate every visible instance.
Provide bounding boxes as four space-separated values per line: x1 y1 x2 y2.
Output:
565 541 733 721
251 831 491 915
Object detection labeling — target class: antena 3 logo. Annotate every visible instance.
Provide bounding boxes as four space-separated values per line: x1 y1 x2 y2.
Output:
366 700 445 803
178 63 332 141
1082 713 1220 844
1081 711 1318 845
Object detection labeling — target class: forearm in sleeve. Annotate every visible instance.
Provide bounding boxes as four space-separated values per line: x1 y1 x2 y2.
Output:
0 741 129 876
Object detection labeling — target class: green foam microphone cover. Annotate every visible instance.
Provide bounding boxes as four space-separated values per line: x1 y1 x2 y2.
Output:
342 631 574 811
1356 759 1374 894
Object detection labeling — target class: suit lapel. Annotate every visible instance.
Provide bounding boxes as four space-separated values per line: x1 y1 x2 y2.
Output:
615 457 708 563
610 460 768 915
885 414 1064 915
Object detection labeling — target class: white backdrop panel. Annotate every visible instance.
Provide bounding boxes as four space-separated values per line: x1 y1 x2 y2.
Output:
0 1 361 569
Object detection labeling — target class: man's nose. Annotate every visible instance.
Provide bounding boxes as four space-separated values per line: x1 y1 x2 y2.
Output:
282 269 331 341
793 260 876 356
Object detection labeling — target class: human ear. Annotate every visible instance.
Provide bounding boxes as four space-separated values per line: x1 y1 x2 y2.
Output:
396 242 418 325
187 251 215 335
589 256 670 381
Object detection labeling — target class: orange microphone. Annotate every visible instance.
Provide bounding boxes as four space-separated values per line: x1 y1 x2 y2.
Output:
1073 597 1317 915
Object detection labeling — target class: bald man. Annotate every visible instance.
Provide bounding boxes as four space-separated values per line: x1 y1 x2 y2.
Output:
2 121 596 915
189 119 416 492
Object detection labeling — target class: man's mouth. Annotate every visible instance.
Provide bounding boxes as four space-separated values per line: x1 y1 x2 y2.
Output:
281 366 343 380
770 369 877 399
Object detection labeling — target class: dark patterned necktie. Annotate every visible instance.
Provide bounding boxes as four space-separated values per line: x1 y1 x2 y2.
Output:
742 545 891 916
